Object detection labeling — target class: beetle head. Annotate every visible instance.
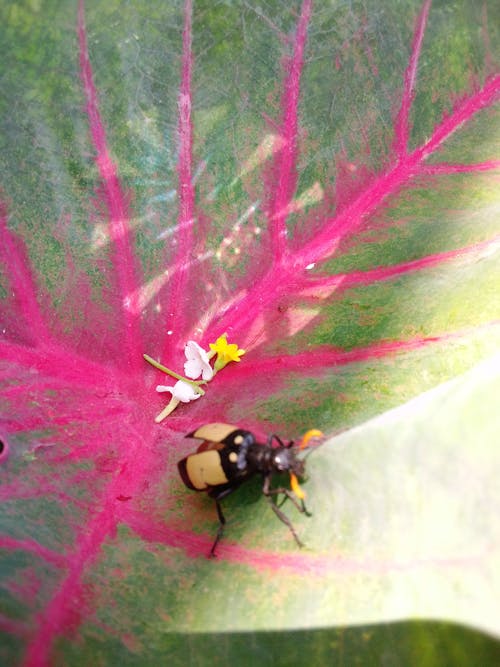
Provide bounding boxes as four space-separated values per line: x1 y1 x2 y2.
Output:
290 429 325 500
272 446 300 473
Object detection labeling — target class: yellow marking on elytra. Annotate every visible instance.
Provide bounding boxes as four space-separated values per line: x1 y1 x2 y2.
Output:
229 452 238 463
233 434 244 444
186 451 228 490
192 423 238 443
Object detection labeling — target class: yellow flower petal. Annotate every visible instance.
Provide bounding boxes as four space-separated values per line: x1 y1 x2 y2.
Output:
209 334 245 368
209 335 228 354
225 342 245 362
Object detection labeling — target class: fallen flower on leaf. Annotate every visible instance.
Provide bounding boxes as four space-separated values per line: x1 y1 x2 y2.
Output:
156 380 203 402
184 340 214 380
143 353 206 395
209 334 246 372
154 380 202 422
144 334 245 421
144 352 206 422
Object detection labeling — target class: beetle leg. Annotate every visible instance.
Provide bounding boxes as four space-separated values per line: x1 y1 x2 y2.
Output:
262 476 304 548
266 484 311 516
208 483 242 558
300 500 312 516
209 499 226 558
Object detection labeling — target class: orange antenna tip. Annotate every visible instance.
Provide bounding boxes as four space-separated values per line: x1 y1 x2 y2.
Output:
299 428 324 450
290 472 306 500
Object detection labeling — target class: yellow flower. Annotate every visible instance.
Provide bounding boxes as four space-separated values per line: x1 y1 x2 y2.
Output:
209 334 245 371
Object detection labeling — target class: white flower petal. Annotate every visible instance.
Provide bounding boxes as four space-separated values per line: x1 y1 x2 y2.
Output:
200 364 214 381
184 358 203 379
172 380 201 402
156 385 174 393
185 340 207 361
155 380 200 402
184 340 214 381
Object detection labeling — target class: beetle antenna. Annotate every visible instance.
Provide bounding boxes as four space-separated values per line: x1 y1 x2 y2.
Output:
267 433 288 448
298 429 324 450
297 429 326 460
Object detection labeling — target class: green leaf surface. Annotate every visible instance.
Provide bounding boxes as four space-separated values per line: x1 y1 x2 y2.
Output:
58 355 500 664
0 0 499 665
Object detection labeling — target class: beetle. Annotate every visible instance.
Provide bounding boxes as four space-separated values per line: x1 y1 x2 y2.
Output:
177 422 323 557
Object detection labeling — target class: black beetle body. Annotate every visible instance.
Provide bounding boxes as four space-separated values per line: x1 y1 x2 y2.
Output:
178 422 311 557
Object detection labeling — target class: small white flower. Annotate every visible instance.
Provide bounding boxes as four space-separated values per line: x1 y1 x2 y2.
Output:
183 341 214 381
156 380 201 403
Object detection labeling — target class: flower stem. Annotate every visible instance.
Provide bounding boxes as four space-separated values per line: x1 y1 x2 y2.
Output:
155 397 180 423
143 353 206 395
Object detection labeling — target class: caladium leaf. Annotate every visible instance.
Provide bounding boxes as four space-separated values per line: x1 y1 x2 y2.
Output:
1 0 499 665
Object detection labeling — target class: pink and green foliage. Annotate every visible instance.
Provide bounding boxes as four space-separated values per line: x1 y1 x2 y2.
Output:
1 0 499 665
